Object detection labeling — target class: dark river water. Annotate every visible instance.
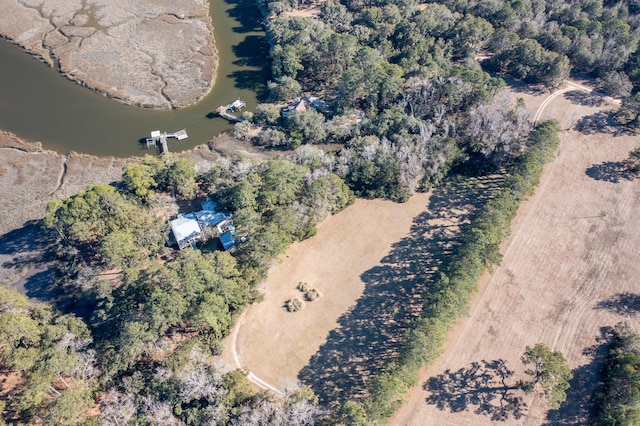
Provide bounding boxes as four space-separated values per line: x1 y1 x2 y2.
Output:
0 0 269 157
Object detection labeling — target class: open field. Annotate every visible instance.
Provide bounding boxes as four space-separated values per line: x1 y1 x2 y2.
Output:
222 172 505 403
222 81 639 422
222 193 432 393
391 93 640 424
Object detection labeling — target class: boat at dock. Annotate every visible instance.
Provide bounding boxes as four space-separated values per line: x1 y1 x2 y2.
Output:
216 99 246 122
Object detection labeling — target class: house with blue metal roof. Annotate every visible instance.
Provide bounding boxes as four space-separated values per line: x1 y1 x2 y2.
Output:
169 198 236 251
170 213 202 250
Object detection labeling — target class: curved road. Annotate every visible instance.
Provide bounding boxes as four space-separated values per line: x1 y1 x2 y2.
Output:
226 79 610 397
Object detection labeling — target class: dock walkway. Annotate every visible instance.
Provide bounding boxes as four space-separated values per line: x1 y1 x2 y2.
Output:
145 129 188 163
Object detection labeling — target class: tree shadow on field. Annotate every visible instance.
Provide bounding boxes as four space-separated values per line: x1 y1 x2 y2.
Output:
595 293 640 317
573 111 636 137
298 174 504 405
424 359 527 422
0 220 60 302
13 263 61 301
564 90 604 107
543 326 614 425
585 161 635 183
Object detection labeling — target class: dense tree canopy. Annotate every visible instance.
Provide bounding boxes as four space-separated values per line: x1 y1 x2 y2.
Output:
595 323 640 426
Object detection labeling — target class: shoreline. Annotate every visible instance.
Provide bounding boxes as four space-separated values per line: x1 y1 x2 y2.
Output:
0 128 272 237
0 0 219 110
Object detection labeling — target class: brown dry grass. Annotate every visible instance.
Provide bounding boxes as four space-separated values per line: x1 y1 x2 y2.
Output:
0 132 127 237
222 194 431 388
0 372 22 399
390 92 640 425
222 172 505 403
222 83 638 423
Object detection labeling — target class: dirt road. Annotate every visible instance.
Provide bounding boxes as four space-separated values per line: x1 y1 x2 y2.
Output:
391 88 639 425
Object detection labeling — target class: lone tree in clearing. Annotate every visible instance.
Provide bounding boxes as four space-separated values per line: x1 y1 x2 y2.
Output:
519 343 573 409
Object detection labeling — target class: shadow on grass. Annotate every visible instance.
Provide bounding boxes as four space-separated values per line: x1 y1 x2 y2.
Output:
574 111 637 137
424 327 613 424
595 293 640 317
12 263 61 301
563 90 604 107
543 326 614 425
425 359 527 422
0 221 55 270
585 161 635 183
298 174 504 405
0 220 60 302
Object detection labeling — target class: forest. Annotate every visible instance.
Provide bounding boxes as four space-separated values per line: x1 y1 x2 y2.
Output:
594 323 640 426
239 0 640 168
2 0 640 423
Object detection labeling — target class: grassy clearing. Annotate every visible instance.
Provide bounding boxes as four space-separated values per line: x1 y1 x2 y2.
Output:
393 94 640 425
225 172 504 404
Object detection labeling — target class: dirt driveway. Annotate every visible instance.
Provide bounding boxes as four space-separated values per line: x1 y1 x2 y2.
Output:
221 194 433 392
391 92 640 424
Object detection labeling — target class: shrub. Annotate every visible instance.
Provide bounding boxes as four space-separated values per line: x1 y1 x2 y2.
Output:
305 288 321 301
297 282 309 292
286 298 304 312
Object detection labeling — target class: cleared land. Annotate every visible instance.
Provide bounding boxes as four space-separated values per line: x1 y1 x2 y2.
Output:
391 93 640 424
222 172 505 403
223 82 639 422
223 194 432 392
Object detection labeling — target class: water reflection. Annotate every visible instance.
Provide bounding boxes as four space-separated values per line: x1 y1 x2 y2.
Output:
0 0 269 157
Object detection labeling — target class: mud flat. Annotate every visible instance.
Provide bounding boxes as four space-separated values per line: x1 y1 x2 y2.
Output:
0 0 216 109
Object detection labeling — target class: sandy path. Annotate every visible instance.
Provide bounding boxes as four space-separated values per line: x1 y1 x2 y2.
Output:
391 92 639 424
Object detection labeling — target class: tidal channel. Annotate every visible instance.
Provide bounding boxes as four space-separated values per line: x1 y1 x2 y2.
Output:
0 0 269 157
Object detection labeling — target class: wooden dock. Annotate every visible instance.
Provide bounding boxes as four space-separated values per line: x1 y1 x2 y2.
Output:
145 129 188 151
216 99 246 122
145 129 188 163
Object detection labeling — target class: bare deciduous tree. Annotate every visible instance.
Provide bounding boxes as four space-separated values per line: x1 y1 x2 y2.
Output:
100 390 136 426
